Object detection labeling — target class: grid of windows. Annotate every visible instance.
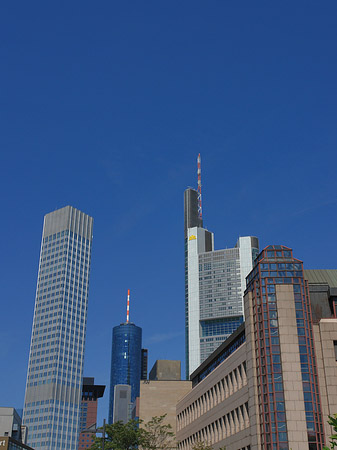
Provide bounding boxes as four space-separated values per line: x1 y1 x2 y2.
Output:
199 316 244 363
200 317 244 337
23 207 93 450
79 401 88 431
198 249 244 362
108 323 142 424
196 331 246 383
247 245 325 450
250 279 288 450
293 282 324 449
199 249 242 320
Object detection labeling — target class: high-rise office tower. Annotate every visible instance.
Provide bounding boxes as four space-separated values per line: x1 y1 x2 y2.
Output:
78 377 105 450
22 206 93 450
245 245 325 449
177 246 336 450
108 291 142 424
184 157 259 377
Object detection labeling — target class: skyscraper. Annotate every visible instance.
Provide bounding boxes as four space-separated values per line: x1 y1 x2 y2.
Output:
22 206 93 450
184 159 259 377
245 245 325 449
108 322 142 424
108 291 142 424
177 245 335 450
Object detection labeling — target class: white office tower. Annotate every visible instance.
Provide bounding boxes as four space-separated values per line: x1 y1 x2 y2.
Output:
22 206 93 450
184 187 258 378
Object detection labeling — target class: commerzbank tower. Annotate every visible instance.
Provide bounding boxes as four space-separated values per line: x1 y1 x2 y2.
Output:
184 155 259 378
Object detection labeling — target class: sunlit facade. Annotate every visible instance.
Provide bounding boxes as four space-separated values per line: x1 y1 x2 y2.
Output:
184 188 259 377
22 206 93 450
177 246 337 450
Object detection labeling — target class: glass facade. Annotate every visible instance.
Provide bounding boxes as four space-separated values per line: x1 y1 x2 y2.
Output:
194 326 246 384
108 323 142 424
200 316 244 337
22 206 93 450
184 187 259 377
198 241 257 365
246 245 324 450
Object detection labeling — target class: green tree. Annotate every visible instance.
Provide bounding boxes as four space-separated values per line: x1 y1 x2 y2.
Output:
141 414 175 450
191 442 213 450
89 419 147 450
191 442 226 450
324 414 337 450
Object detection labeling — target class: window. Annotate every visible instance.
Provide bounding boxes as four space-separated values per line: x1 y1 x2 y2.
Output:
334 341 337 361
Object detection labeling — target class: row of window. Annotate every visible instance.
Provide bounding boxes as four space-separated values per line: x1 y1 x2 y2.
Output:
43 229 91 243
42 244 90 256
25 399 79 408
251 283 289 447
200 317 243 337
178 402 249 450
27 379 82 388
178 360 247 430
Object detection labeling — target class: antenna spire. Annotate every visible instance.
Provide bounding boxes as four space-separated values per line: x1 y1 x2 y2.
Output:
126 289 130 323
197 154 202 220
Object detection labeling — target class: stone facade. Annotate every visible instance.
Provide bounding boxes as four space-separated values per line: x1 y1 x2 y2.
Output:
149 360 181 381
138 380 191 441
177 247 337 450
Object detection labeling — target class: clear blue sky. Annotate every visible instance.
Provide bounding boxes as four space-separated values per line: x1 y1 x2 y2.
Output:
1 1 336 425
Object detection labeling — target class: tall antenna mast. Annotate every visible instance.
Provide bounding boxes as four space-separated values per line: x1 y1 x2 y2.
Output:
197 153 202 220
126 289 130 323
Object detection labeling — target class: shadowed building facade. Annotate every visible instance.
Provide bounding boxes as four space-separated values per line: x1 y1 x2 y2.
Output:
22 206 93 450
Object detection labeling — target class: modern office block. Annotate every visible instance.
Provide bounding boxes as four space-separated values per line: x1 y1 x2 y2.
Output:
137 379 192 448
108 322 142 424
184 187 259 377
22 206 93 450
78 378 105 450
149 360 181 381
0 408 24 442
113 385 131 424
177 246 337 450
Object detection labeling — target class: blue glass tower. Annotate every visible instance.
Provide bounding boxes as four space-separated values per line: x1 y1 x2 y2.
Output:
108 322 142 424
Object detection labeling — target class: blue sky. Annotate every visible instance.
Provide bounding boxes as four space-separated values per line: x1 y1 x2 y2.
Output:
0 1 336 425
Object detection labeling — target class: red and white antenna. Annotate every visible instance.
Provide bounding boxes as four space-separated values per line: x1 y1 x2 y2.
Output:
197 153 202 219
126 289 130 323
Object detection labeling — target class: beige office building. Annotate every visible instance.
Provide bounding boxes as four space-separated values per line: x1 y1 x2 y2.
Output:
177 247 337 450
135 360 192 446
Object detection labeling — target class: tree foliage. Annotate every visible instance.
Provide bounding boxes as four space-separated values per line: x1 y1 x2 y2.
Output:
191 441 213 450
191 442 225 450
89 419 147 450
323 414 337 450
140 414 175 450
89 415 175 450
